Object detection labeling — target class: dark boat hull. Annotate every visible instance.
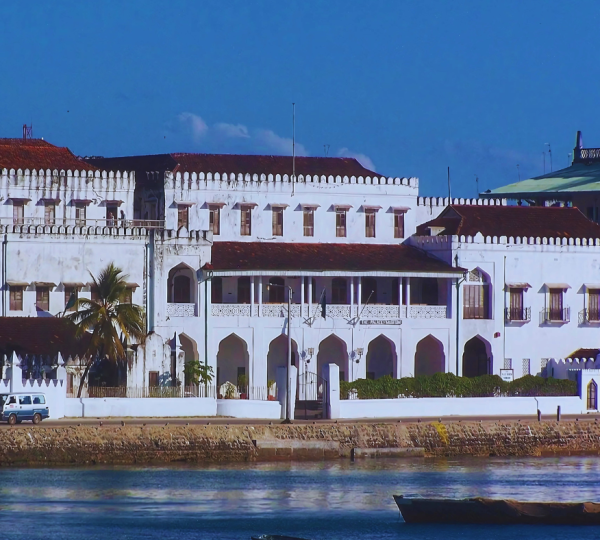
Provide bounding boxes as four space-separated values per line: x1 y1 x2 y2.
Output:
394 495 600 525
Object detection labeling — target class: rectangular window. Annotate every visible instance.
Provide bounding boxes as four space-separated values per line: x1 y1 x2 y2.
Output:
463 284 488 319
13 203 24 225
394 211 405 239
589 289 600 321
122 288 133 304
509 288 524 320
149 371 159 387
209 205 221 236
106 205 118 225
177 205 189 229
64 286 78 310
303 208 314 237
549 289 563 320
9 286 23 311
75 204 86 226
365 210 376 238
272 207 284 236
335 209 347 237
240 205 252 236
44 204 55 225
36 287 50 311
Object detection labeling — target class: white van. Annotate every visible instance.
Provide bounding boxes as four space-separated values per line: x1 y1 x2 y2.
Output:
0 393 49 425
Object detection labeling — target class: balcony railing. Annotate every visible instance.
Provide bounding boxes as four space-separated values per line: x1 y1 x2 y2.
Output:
540 307 570 324
579 308 600 325
409 305 447 319
212 304 258 317
0 217 165 229
505 307 531 322
166 303 196 317
575 147 600 163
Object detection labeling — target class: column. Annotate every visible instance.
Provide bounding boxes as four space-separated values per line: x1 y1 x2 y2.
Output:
301 276 305 318
406 278 411 306
357 277 362 314
350 276 355 317
398 277 403 316
250 276 255 316
308 276 313 315
258 276 263 317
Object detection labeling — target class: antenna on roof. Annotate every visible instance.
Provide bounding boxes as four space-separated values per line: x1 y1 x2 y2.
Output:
22 124 32 140
516 163 520 181
475 175 479 197
324 144 330 157
447 166 451 202
545 143 552 171
292 103 296 196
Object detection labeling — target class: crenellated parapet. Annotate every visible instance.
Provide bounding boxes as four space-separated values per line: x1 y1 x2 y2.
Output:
164 171 418 190
413 233 600 248
417 196 507 207
0 168 135 192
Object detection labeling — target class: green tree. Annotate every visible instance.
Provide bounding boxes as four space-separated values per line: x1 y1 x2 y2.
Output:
67 263 146 397
183 359 214 386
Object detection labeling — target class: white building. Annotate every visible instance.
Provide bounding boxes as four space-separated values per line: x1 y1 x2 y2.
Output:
3 137 600 405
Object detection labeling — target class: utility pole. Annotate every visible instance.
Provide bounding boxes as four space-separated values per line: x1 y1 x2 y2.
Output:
284 285 293 423
545 143 552 172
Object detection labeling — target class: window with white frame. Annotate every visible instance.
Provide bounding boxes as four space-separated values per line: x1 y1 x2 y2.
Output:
303 208 314 237
272 207 284 236
463 269 490 319
13 202 24 225
209 205 221 235
240 205 252 236
365 209 376 238
394 210 405 239
335 209 347 237
75 204 86 226
44 203 56 225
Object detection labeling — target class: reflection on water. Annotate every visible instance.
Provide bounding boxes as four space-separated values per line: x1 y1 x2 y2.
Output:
0 457 599 539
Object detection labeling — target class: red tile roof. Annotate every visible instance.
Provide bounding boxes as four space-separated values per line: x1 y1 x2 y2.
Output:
87 153 380 178
0 138 97 172
416 205 600 239
0 318 90 357
567 348 599 359
210 242 461 274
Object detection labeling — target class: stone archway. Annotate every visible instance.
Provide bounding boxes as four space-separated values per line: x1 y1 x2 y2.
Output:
462 336 491 377
366 335 397 379
167 263 196 304
414 335 445 376
316 334 348 381
179 333 198 386
267 334 299 383
216 333 249 389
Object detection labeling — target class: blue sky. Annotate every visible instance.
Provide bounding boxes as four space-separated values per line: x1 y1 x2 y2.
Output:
1 1 599 196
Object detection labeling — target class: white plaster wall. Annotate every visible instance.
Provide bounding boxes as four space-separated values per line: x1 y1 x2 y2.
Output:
216 399 281 419
66 397 217 418
337 395 585 419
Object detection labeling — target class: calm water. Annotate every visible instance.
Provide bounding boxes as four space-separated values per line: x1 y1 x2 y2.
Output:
0 457 599 539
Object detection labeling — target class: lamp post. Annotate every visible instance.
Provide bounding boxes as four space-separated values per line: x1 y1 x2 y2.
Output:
200 266 213 396
267 281 294 423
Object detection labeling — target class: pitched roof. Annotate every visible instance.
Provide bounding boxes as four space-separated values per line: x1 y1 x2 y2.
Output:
210 242 462 275
484 162 600 198
416 205 600 239
0 318 90 357
0 138 97 172
87 152 380 178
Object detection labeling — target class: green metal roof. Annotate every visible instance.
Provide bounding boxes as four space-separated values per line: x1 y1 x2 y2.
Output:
484 162 600 198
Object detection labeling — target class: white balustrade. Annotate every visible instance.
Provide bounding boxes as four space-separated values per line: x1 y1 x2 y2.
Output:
166 303 196 317
360 305 401 318
211 304 258 317
409 305 448 319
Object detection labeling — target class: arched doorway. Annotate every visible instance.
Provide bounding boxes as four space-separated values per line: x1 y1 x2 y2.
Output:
462 336 491 377
167 264 195 304
414 335 445 376
216 334 249 389
366 335 396 379
179 334 198 387
317 334 348 381
267 334 299 383
588 380 598 410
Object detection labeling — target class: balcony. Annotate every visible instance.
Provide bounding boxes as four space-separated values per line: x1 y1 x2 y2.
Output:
166 303 196 317
579 308 600 325
0 217 165 229
409 306 447 319
212 304 258 317
505 307 531 323
540 307 570 324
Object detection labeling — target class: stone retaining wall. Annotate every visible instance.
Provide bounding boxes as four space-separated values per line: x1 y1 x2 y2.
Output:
1 420 599 466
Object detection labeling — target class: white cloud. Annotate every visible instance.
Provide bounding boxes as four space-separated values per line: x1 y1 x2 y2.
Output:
177 112 309 156
178 112 208 141
214 122 250 139
255 129 309 156
337 147 376 172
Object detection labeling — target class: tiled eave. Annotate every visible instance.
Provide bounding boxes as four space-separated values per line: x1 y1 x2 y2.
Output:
210 269 464 278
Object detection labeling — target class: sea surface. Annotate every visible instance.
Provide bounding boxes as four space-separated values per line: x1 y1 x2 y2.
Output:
0 456 598 539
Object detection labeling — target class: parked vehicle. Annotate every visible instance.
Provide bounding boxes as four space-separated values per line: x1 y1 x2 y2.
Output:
0 393 49 425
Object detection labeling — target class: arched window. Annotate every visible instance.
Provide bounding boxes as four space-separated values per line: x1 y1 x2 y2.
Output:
211 277 223 304
588 380 598 410
173 275 191 303
237 277 251 304
268 277 285 303
332 278 347 304
463 269 490 319
362 277 377 303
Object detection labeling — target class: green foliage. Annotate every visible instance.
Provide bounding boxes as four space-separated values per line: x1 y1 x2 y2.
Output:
237 373 249 389
267 379 276 390
340 373 577 400
184 360 214 386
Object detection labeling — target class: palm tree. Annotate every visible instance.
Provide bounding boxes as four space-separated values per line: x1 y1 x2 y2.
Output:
67 263 146 397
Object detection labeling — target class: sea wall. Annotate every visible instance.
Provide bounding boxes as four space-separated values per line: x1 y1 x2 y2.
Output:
1 419 600 466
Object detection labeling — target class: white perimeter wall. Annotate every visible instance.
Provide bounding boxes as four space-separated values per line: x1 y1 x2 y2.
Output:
65 397 217 418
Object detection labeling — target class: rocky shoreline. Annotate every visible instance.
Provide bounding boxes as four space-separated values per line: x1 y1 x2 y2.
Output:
1 419 599 466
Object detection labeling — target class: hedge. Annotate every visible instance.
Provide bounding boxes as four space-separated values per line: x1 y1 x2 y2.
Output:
339 373 577 400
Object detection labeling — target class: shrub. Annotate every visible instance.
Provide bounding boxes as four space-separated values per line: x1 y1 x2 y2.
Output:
340 373 576 399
